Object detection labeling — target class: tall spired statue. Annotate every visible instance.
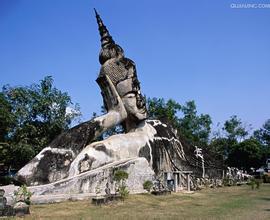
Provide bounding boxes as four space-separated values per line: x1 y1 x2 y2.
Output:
94 9 148 133
16 10 223 195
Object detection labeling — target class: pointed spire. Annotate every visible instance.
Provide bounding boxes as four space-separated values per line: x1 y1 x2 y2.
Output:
94 9 124 65
94 8 115 48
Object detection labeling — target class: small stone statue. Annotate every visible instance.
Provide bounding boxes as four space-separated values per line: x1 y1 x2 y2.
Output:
105 182 111 196
0 189 14 217
194 146 205 178
0 189 7 216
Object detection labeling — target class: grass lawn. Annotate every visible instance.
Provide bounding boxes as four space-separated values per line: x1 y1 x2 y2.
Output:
8 184 270 220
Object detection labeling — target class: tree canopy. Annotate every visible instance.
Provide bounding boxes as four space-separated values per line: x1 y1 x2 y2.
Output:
227 138 263 170
223 115 249 141
0 76 81 169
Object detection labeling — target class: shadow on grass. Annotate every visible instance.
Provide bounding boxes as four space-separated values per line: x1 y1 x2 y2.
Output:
259 197 270 201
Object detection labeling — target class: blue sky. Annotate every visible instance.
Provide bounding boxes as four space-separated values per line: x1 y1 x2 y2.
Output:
0 0 269 132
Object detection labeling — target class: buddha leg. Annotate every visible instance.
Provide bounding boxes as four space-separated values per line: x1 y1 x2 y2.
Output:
68 121 156 177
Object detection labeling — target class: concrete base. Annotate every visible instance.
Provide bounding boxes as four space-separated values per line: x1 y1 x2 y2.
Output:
2 157 154 204
25 157 154 204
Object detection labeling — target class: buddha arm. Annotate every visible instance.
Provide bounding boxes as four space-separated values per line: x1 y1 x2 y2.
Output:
93 75 127 137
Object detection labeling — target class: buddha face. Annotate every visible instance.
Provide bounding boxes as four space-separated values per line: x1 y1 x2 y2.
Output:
122 90 147 121
115 62 147 121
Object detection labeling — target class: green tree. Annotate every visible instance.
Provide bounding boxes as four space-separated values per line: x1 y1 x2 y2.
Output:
209 137 236 161
178 101 212 146
227 138 263 170
253 119 270 163
0 93 15 142
254 119 270 147
113 170 129 200
211 116 249 164
0 76 81 169
147 97 181 127
223 115 249 141
210 116 266 170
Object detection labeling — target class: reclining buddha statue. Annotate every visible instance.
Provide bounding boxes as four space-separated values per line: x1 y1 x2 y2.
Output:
16 10 222 191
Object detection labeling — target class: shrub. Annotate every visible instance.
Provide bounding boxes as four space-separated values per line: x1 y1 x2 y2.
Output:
143 180 153 192
113 170 128 183
118 185 129 200
113 170 129 200
14 185 32 205
250 179 254 189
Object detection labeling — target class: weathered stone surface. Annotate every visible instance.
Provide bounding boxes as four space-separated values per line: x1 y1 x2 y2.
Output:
31 193 94 204
16 120 101 185
27 157 153 201
143 119 224 188
67 121 156 178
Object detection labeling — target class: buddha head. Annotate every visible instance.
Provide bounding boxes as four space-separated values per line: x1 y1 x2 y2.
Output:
94 9 147 123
